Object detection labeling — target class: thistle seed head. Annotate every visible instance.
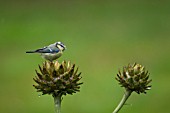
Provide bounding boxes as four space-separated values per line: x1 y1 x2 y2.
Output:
116 63 152 94
33 61 83 97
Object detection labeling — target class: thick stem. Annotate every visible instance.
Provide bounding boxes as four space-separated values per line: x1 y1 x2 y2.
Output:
113 89 132 113
54 95 62 113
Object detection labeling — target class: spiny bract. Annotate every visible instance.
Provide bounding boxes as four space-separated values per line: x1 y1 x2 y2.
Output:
116 63 152 94
33 61 83 97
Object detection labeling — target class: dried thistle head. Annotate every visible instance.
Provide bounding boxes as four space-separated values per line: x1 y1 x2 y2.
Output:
33 61 83 97
116 63 152 94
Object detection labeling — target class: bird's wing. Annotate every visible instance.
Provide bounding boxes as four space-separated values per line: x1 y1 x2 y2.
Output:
35 46 60 53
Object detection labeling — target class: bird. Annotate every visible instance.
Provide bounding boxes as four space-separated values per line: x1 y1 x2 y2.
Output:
26 42 66 61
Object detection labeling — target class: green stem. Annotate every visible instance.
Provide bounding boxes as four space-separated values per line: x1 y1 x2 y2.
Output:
113 89 132 113
54 95 62 113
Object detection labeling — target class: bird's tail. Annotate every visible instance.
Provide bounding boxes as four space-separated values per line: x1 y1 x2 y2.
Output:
26 51 36 53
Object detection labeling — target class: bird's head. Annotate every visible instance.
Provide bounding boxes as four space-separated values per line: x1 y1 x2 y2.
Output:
55 42 66 51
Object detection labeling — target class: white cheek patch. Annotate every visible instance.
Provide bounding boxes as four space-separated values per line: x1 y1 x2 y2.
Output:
57 45 64 50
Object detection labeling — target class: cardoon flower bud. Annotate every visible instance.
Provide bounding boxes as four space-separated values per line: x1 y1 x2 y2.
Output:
33 61 83 97
116 63 152 94
113 63 152 113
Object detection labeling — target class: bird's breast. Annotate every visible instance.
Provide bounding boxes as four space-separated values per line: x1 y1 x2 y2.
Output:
41 52 63 61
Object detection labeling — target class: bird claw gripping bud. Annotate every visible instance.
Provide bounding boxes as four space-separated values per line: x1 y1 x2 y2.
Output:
116 63 152 94
33 61 83 97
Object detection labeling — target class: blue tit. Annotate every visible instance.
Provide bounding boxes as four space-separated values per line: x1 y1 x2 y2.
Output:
26 42 66 61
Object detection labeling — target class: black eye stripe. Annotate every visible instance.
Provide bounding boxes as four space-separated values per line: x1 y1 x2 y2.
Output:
60 44 65 48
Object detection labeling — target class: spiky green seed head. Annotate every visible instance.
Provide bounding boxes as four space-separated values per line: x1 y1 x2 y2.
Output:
33 61 83 97
116 63 152 94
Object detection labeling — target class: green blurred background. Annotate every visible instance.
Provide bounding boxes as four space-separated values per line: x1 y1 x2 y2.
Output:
0 0 170 113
